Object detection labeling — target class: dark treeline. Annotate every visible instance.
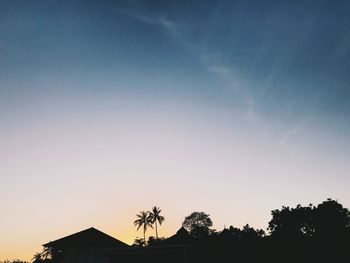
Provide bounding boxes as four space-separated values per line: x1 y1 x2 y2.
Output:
143 198 350 263
3 198 349 263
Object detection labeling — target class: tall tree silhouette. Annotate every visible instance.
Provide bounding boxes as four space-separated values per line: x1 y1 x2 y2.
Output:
314 198 350 239
148 206 165 239
134 211 153 244
183 211 213 238
268 204 315 239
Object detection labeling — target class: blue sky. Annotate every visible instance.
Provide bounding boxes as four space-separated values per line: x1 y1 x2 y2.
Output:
1 0 350 260
1 0 350 129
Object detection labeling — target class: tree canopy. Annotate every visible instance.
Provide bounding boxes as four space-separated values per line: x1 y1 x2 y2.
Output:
182 211 213 238
268 199 350 241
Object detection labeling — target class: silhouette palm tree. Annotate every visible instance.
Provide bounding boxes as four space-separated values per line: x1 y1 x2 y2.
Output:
148 206 165 239
134 211 153 244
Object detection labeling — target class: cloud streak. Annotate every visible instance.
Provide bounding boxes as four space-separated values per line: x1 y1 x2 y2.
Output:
121 2 262 125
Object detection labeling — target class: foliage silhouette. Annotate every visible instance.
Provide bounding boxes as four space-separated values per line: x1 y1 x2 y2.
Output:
268 203 315 239
7 198 349 263
268 199 350 241
314 198 350 239
134 211 153 245
132 237 146 247
182 212 213 239
147 236 166 246
32 253 42 263
31 247 60 263
148 206 165 239
267 199 350 263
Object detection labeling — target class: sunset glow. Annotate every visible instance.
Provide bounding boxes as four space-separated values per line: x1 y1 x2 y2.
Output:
1 1 350 261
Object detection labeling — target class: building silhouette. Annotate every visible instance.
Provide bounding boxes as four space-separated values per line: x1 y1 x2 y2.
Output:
41 227 203 263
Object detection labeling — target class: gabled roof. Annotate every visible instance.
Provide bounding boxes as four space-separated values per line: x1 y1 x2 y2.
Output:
165 226 191 244
175 226 190 237
43 227 129 250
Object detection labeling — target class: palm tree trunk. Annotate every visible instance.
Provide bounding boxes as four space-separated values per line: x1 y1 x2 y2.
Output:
155 220 158 239
143 225 146 245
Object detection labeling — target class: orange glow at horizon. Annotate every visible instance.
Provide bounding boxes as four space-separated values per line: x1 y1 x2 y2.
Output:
0 209 187 261
2 0 350 261
1 91 349 262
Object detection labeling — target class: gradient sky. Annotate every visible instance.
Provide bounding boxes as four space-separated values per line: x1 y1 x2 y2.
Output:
1 0 350 260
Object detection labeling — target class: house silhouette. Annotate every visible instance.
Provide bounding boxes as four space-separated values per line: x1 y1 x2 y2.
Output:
41 227 203 263
43 227 128 251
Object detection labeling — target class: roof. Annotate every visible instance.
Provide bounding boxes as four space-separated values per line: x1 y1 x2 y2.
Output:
175 226 190 237
43 227 129 250
165 226 191 244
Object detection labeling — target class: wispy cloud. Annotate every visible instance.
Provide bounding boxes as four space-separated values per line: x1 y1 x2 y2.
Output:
120 3 182 39
120 2 261 125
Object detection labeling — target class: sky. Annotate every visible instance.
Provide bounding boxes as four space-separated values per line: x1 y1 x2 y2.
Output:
1 0 350 260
